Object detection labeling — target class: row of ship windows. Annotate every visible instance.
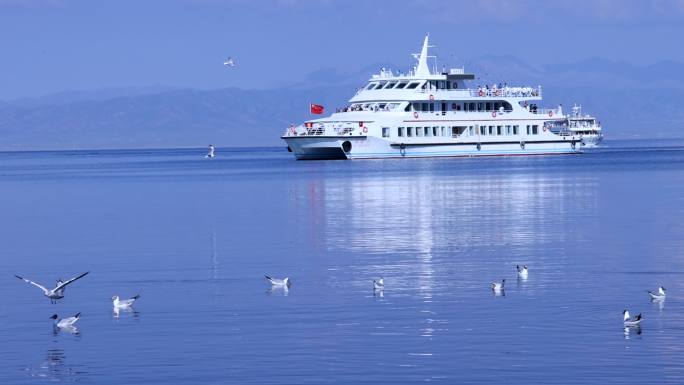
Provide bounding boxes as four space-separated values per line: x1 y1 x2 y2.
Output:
382 125 540 138
365 80 459 91
408 101 513 112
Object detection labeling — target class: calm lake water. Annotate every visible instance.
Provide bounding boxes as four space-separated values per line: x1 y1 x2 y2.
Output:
2 140 684 384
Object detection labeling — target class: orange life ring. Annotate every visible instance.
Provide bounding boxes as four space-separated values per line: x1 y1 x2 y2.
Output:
478 90 484 97
362 127 368 134
413 111 419 119
491 111 496 118
429 94 434 101
548 111 554 117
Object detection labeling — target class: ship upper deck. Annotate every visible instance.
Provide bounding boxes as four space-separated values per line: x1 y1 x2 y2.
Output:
350 35 542 103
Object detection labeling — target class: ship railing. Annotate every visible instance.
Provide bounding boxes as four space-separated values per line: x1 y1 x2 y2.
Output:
530 108 562 117
283 125 361 137
418 86 542 98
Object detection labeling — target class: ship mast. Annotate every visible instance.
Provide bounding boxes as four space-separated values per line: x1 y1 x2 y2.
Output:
414 34 430 77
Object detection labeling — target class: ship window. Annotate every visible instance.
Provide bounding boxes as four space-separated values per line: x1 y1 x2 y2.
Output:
505 125 511 135
532 125 539 135
441 127 446 136
384 81 397 89
478 103 483 111
422 103 429 112
526 125 531 135
365 83 377 90
382 127 390 137
480 126 486 135
429 103 434 112
395 82 408 89
486 102 491 111
411 102 419 111
497 126 502 135
398 127 405 137
407 127 413 137
488 126 494 135
425 127 430 136
374 82 386 90
469 126 474 135
452 82 458 89
406 82 419 89
469 102 475 111
378 103 387 110
513 125 519 135
433 126 438 136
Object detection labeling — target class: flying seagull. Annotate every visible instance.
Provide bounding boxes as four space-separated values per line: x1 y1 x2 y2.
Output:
112 294 141 309
373 277 384 291
265 275 291 287
223 57 236 67
647 286 666 301
15 272 89 304
516 265 528 279
50 313 81 328
623 310 642 326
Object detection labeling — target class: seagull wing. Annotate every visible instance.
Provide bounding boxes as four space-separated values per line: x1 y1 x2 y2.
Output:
60 313 81 326
120 295 140 307
15 275 49 294
54 272 89 292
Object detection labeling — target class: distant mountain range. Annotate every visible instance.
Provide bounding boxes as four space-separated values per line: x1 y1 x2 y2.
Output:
1 57 683 150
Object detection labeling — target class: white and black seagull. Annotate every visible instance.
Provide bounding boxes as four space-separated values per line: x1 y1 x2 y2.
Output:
112 294 140 309
205 144 215 158
516 265 528 279
15 272 89 304
623 310 642 326
265 275 291 288
647 286 666 301
223 57 236 67
373 277 384 291
491 279 505 292
50 313 81 328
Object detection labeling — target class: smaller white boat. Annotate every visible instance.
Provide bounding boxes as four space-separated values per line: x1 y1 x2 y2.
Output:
568 104 603 147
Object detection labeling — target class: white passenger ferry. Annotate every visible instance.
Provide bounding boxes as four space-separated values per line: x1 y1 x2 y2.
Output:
567 104 603 147
282 35 581 160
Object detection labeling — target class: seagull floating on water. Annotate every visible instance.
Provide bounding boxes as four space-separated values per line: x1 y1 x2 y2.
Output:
112 294 140 309
491 279 505 292
265 275 291 287
623 310 642 326
373 277 384 290
516 265 528 279
50 313 81 328
647 286 666 301
15 272 89 304
205 144 215 158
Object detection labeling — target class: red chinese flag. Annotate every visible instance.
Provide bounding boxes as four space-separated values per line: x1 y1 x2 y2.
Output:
310 103 324 114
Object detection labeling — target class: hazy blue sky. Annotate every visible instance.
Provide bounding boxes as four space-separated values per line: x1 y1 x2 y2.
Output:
2 0 684 99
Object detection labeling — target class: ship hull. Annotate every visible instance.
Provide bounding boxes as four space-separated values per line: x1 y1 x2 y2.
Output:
283 136 581 160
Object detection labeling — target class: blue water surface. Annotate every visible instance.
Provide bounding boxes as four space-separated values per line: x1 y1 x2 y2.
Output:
1 140 684 384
